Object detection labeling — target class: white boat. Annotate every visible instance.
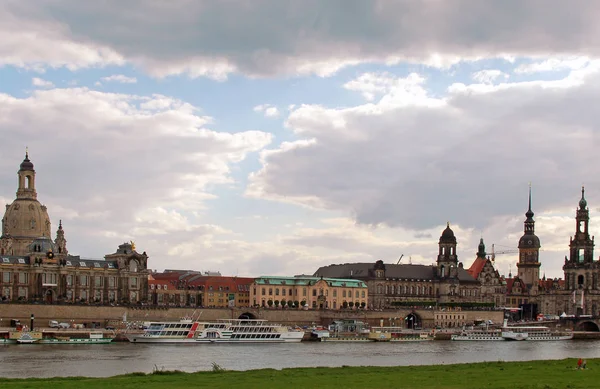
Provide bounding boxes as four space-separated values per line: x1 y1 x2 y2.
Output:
127 318 304 343
451 328 503 341
501 326 572 341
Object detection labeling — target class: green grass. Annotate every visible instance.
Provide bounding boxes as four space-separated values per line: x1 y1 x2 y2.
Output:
0 359 596 389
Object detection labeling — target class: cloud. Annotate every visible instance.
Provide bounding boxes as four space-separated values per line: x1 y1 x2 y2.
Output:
471 69 509 84
253 104 280 118
4 1 600 77
0 87 272 266
515 56 591 74
31 77 54 88
101 74 137 84
248 64 600 241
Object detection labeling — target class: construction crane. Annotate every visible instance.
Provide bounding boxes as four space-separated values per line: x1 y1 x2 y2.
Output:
489 244 519 262
396 254 404 265
490 244 544 262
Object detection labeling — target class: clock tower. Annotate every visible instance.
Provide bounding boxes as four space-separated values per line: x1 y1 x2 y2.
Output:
517 186 541 294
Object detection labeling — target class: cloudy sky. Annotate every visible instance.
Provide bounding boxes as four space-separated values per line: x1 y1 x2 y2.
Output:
1 1 599 279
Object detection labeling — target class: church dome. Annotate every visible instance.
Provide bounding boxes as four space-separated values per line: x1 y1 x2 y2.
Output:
518 234 540 249
19 154 34 171
439 222 457 244
3 200 51 240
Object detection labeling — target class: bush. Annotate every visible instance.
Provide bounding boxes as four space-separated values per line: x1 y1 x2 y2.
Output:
267 299 273 307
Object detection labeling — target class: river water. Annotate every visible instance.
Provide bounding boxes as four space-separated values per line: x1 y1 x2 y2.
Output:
1 340 599 378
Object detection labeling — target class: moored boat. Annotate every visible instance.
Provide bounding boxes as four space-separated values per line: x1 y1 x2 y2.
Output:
369 327 434 342
501 326 572 341
451 328 503 341
127 318 304 343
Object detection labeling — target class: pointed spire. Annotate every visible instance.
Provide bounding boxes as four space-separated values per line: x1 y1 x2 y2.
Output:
25 146 29 159
526 183 534 219
58 220 63 230
579 185 587 209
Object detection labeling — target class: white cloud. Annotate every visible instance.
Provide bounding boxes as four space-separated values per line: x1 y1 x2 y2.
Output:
246 63 600 279
3 2 600 78
515 56 591 74
471 69 509 84
101 74 137 84
0 87 272 268
31 77 54 88
253 104 280 118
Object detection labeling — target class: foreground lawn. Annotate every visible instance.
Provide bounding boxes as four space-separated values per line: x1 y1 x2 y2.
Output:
0 359 596 389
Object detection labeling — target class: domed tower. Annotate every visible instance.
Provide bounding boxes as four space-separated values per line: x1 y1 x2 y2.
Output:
437 222 458 278
563 186 595 290
0 152 52 256
517 186 541 292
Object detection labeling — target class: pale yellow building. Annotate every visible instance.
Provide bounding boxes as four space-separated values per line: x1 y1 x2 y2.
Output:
250 276 368 309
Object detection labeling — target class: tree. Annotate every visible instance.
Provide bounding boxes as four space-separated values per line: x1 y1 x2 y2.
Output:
348 301 354 309
274 300 280 308
342 301 348 309
294 300 300 308
300 300 306 307
361 302 366 309
267 299 273 307
287 300 294 308
280 298 287 308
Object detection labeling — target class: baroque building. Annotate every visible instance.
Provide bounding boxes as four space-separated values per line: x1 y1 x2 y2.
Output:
313 224 501 310
539 187 600 317
0 153 149 304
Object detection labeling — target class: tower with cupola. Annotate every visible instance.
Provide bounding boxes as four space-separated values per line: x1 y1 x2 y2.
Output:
517 186 541 294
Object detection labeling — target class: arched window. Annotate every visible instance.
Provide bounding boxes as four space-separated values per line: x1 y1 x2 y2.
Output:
578 275 585 286
377 284 383 294
440 265 446 278
26 175 32 189
129 260 138 272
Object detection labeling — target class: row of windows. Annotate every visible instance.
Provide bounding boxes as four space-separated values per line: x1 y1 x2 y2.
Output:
1 273 139 288
259 287 365 298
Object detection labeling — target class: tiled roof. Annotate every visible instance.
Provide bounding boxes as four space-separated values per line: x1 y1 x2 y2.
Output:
313 262 478 283
467 257 487 279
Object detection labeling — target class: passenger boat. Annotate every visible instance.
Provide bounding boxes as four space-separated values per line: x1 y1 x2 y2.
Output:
501 326 573 341
369 327 434 342
38 331 115 344
126 318 304 343
10 330 115 344
451 328 503 341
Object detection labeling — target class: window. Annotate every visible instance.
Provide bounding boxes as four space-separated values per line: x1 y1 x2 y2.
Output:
269 288 273 296
18 258 25 264
342 290 346 298
275 288 280 296
333 290 337 297
3 272 11 283
80 275 88 286
80 290 88 300
282 288 286 296
18 272 27 284
80 261 86 267
108 277 115 288
312 289 317 296
67 275 73 286
303 288 307 296
129 277 138 288
361 291 365 298
95 276 102 287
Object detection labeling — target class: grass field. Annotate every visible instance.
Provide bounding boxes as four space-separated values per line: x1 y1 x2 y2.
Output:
0 359 595 389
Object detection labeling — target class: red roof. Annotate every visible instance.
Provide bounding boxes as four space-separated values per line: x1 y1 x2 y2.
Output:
467 257 487 279
506 277 528 294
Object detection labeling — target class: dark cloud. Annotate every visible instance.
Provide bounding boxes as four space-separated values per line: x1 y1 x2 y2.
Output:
3 1 600 76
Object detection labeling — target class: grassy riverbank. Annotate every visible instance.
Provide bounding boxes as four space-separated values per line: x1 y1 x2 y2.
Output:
0 359 595 389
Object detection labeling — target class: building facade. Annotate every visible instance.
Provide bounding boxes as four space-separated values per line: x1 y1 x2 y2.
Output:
0 153 149 305
539 187 600 316
250 276 368 310
313 224 498 309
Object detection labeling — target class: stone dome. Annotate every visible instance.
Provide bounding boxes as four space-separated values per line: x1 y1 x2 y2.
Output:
439 222 457 244
19 154 34 171
518 234 540 249
3 200 51 239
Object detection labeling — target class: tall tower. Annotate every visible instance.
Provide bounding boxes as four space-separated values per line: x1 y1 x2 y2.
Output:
563 187 595 290
437 222 458 278
517 186 541 293
0 152 52 256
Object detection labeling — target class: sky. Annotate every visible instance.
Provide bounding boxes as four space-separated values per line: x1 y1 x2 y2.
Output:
1 1 600 279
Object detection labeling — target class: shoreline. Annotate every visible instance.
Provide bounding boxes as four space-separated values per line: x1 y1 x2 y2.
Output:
0 358 596 389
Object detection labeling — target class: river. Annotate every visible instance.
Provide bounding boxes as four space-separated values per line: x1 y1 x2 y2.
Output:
1 340 599 378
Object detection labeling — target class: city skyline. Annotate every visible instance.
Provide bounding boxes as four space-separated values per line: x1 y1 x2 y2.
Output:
2 2 600 279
